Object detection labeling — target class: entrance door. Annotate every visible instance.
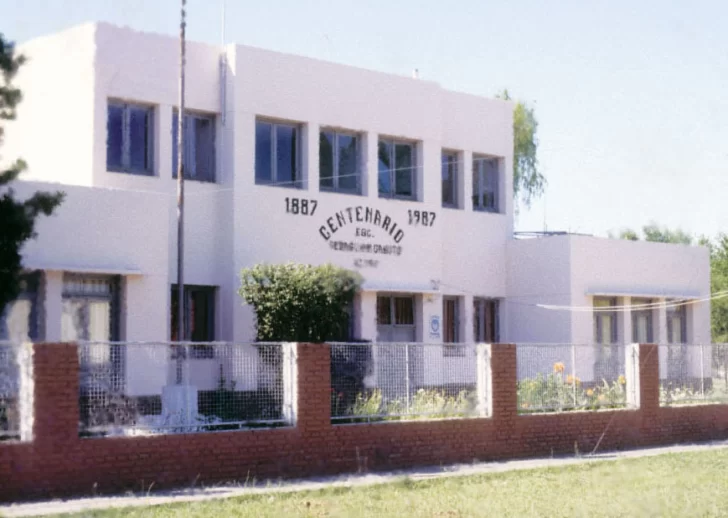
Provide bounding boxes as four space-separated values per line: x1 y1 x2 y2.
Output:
376 295 416 342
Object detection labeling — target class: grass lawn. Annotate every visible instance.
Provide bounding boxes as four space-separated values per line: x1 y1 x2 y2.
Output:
49 448 728 518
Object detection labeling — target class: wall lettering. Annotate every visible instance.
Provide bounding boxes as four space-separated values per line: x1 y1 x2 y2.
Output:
318 206 405 244
408 210 436 227
285 197 318 216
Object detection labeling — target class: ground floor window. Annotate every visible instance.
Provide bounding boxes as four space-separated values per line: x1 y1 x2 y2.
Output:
631 298 654 343
170 285 216 359
0 271 42 343
376 294 415 342
667 302 687 344
474 298 499 343
61 274 119 342
593 297 618 344
443 296 463 356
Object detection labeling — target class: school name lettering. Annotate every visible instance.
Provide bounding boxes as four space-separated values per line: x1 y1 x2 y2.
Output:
319 206 405 243
329 241 403 256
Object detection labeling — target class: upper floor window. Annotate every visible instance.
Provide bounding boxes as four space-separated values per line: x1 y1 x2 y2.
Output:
593 297 618 345
474 298 499 343
320 130 360 194
107 101 154 175
473 156 499 212
172 111 216 183
378 138 416 200
256 120 301 188
442 151 458 208
667 303 687 344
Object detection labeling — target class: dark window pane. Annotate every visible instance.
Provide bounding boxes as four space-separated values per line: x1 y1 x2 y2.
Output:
255 121 272 183
377 296 391 325
394 297 414 325
444 299 457 342
394 143 414 197
338 134 358 191
128 106 151 172
442 153 456 206
107 104 124 169
189 289 213 341
276 124 297 185
319 131 335 189
484 159 498 210
378 140 392 195
172 111 180 178
194 116 214 181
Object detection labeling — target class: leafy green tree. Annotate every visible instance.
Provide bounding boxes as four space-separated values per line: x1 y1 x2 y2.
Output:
238 263 362 342
710 234 728 342
497 90 545 210
612 223 693 245
0 34 64 314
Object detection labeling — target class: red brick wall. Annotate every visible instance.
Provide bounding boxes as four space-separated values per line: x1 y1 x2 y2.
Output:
2 342 728 502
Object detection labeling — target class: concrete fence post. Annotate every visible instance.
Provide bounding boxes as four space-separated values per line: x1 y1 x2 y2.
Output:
281 342 298 425
476 343 492 417
625 343 640 409
18 342 35 442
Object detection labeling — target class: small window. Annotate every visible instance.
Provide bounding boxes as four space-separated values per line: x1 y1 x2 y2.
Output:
593 297 618 345
443 297 463 357
107 101 154 175
0 271 42 343
474 298 499 343
172 111 216 182
170 285 216 359
320 130 360 194
255 120 301 188
472 156 499 212
667 302 687 344
631 298 654 343
441 151 458 208
378 138 417 200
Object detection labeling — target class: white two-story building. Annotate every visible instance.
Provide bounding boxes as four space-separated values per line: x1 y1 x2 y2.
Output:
0 23 711 391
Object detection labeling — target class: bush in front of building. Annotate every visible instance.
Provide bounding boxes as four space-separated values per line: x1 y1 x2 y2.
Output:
238 263 362 342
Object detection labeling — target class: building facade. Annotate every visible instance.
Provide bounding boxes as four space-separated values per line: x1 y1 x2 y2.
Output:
0 24 712 387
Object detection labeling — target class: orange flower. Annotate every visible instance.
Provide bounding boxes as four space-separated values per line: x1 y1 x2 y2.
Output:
598 394 606 402
618 375 626 385
586 389 594 397
521 403 529 409
553 362 565 373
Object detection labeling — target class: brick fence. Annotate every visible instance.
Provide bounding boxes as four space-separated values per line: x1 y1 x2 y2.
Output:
2 343 728 502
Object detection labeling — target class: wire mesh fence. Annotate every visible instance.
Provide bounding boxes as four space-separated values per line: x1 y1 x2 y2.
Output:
516 344 633 413
659 343 728 406
0 342 32 441
78 342 295 437
330 342 490 423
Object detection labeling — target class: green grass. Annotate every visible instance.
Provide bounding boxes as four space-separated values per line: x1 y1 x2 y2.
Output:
48 448 728 518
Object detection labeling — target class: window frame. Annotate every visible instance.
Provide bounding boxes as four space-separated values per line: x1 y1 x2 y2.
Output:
473 297 500 343
441 150 459 208
255 118 303 189
593 297 618 345
106 100 155 176
170 285 217 359
472 155 500 213
172 110 217 183
631 298 655 343
378 137 418 201
319 128 361 195
0 271 43 342
666 302 688 345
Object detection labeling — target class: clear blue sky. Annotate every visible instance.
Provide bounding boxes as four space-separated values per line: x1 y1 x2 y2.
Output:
5 0 728 239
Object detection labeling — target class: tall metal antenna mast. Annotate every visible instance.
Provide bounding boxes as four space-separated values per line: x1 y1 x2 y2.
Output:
176 0 187 383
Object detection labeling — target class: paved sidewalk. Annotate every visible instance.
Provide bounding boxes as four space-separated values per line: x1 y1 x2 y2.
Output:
3 440 728 517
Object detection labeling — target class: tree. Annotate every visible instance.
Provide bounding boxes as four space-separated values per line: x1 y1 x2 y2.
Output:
612 223 693 245
0 34 64 314
238 263 362 342
497 90 545 210
709 234 728 342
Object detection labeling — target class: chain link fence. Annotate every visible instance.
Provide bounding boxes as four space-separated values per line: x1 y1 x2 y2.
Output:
0 342 33 441
330 342 490 423
516 344 634 413
659 343 728 406
78 342 295 437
